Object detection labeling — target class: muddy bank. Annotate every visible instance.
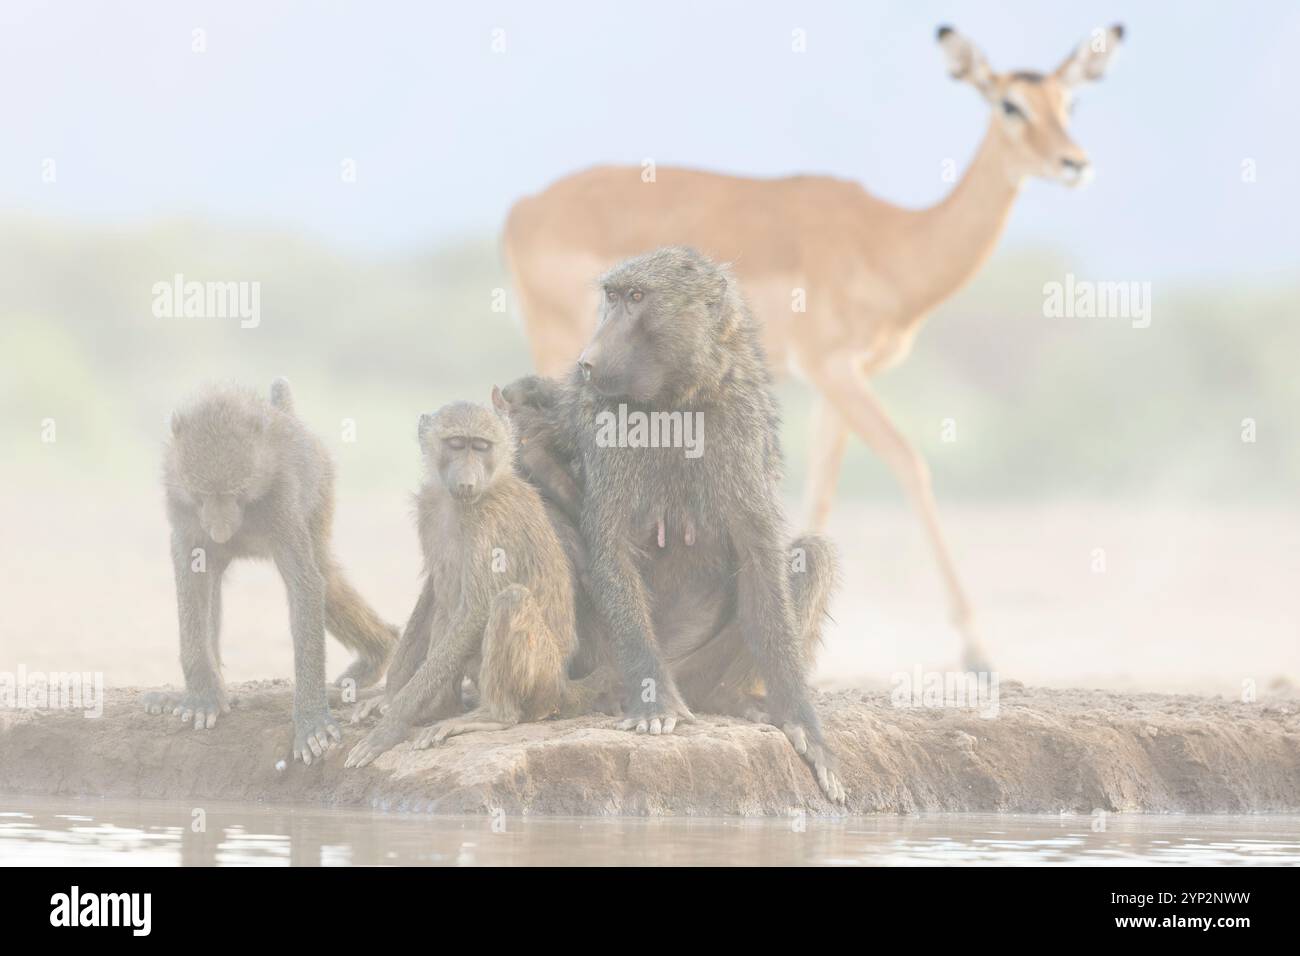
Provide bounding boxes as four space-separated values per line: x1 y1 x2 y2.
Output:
1 682 1297 815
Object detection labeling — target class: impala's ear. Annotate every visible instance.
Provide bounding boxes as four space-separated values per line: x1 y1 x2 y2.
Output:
937 25 996 101
1055 24 1124 88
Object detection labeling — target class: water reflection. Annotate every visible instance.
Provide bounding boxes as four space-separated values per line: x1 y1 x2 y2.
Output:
1 801 1298 866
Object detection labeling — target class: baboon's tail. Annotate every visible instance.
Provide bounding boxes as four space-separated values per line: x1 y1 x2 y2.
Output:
324 560 397 683
789 533 839 664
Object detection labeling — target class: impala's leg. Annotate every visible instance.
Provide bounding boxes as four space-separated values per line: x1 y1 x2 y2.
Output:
811 352 990 670
802 396 851 532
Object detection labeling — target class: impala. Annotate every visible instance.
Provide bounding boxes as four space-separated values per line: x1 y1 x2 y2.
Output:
503 25 1124 668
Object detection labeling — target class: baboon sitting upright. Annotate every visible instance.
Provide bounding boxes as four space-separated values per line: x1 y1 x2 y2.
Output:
510 247 844 801
344 397 608 768
146 378 397 765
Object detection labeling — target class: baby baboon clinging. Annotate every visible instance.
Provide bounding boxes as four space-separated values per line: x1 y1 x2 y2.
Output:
495 378 614 682
146 378 397 764
344 397 608 768
513 246 844 801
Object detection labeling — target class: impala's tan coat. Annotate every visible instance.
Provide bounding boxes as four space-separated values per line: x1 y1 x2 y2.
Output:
504 25 1124 666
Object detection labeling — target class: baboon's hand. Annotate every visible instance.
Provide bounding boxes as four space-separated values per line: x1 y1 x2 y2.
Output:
350 695 389 724
143 689 226 730
343 718 407 769
614 700 694 736
293 709 343 766
783 723 847 804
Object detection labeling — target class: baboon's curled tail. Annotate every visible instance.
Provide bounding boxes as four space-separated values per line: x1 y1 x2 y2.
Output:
789 533 839 665
324 558 398 685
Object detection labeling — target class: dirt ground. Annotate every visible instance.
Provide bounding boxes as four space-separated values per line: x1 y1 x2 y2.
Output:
1 681 1296 815
2 492 1297 816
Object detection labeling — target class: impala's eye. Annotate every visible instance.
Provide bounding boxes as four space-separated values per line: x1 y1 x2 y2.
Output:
470 438 491 453
444 436 467 451
1001 99 1024 119
629 289 644 303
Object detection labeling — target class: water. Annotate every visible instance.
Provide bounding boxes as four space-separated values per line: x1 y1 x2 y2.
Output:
2 797 1298 865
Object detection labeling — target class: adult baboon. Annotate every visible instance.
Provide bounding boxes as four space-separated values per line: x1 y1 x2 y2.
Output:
509 247 844 801
344 398 609 768
146 378 397 764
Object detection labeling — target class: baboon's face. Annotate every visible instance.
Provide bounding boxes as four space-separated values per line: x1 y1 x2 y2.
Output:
420 403 513 502
197 494 243 544
579 273 713 403
168 406 273 543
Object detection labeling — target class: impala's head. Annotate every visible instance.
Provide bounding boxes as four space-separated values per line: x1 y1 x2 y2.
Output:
937 24 1124 188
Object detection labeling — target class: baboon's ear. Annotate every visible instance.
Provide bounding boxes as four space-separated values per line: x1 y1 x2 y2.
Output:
711 272 733 326
1055 24 1124 88
417 412 435 443
936 26 996 101
270 376 295 413
169 410 184 437
490 385 510 415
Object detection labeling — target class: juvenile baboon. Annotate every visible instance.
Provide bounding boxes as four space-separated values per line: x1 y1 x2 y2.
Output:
344 397 609 768
511 246 844 801
145 378 397 764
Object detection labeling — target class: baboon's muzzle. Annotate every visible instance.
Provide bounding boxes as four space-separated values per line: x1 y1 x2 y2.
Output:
200 496 242 544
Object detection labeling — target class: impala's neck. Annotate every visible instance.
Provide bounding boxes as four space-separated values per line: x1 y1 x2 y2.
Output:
903 119 1023 316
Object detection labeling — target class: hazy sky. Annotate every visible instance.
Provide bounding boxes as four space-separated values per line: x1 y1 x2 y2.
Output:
4 1 1297 282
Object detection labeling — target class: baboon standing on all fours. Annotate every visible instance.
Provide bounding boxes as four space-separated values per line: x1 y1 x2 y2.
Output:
146 378 397 764
344 398 610 768
510 247 844 801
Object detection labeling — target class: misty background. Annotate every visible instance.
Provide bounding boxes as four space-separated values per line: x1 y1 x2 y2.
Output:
1 2 1296 691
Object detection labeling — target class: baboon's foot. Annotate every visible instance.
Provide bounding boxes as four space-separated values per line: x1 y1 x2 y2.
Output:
741 705 772 725
412 716 512 748
143 688 227 730
350 695 389 724
335 653 387 691
783 723 847 805
292 709 343 766
342 717 407 769
614 700 694 736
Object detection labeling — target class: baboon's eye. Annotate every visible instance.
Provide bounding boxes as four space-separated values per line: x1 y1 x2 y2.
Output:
470 438 492 453
444 436 467 451
605 289 618 303
629 289 644 303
